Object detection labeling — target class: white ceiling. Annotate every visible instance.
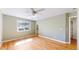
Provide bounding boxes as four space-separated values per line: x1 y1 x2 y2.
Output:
0 8 77 20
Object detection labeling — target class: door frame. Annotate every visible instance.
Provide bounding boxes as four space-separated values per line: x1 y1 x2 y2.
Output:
69 16 77 44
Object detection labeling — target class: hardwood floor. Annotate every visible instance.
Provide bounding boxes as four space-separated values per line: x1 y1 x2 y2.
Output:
0 36 77 50
67 38 77 50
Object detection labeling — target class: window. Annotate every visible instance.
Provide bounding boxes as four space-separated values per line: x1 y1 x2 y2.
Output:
17 19 31 32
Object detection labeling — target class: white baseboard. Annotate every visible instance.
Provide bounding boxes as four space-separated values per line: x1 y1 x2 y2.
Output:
1 35 35 43
39 35 69 44
1 39 18 43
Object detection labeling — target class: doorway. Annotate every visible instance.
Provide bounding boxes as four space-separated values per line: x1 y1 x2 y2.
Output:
69 16 77 49
35 24 39 36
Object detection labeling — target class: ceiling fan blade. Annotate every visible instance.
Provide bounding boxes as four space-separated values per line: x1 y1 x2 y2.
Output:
36 8 44 12
30 8 45 16
31 8 37 14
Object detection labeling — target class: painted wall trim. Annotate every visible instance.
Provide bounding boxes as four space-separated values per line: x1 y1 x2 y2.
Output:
0 35 36 43
69 16 77 44
0 36 29 43
1 38 19 43
39 35 69 44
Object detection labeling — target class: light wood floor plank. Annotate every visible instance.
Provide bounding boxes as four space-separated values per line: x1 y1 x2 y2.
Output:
0 36 77 50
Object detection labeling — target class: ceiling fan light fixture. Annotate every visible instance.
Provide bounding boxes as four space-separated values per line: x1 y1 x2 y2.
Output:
30 8 44 16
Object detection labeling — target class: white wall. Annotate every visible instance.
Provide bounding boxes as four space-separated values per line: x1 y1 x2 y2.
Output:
0 11 3 47
77 9 79 49
72 18 77 39
0 12 2 42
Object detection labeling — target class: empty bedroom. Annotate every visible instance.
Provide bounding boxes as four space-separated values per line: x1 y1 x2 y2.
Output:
0 8 77 50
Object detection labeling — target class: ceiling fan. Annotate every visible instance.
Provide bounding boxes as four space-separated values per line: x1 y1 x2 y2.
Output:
31 8 44 16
